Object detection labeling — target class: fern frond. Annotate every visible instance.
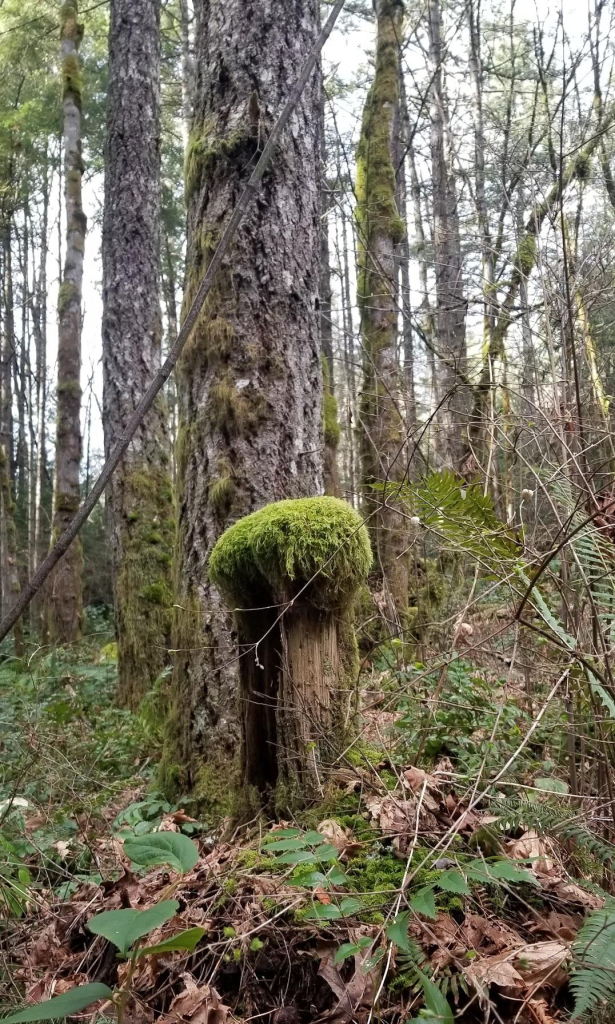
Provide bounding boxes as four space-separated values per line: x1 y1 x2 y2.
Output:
489 795 615 868
570 907 615 1018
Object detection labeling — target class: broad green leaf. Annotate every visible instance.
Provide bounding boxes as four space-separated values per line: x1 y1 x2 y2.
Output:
334 937 372 965
137 926 206 958
303 902 342 920
535 777 569 795
287 870 327 887
437 869 470 895
362 947 386 972
123 833 198 873
339 897 364 915
414 969 453 1024
88 900 179 955
387 911 411 951
410 886 437 919
0 984 113 1023
264 828 302 840
466 859 537 886
263 839 307 852
303 831 327 845
276 851 318 865
312 843 339 862
326 866 349 885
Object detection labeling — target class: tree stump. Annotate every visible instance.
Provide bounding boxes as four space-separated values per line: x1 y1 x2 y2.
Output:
209 497 371 812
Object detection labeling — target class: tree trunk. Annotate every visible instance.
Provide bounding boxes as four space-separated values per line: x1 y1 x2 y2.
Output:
48 0 85 644
356 0 409 628
102 0 174 711
163 0 324 806
209 497 371 813
30 169 50 637
428 0 468 470
320 95 340 497
0 217 24 655
178 0 194 145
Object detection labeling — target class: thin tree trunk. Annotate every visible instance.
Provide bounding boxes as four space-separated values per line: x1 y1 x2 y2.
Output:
0 217 24 655
428 0 468 470
320 92 340 497
31 168 50 636
398 73 417 444
48 0 85 643
178 0 194 145
163 0 324 805
356 0 409 627
102 0 174 711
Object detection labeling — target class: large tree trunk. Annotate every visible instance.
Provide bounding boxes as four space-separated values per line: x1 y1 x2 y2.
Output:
163 0 324 806
355 0 409 629
48 1 85 644
102 0 174 711
428 0 468 470
320 98 340 498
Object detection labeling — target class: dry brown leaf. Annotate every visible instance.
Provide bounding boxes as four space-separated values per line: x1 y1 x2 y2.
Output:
365 793 438 852
530 910 581 942
317 819 362 860
514 941 569 990
464 949 524 993
507 830 556 874
165 974 230 1024
317 948 379 1023
526 997 558 1024
539 877 605 909
460 913 523 954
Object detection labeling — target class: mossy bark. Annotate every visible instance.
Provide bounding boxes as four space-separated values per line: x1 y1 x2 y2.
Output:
166 0 324 803
102 0 174 709
356 0 410 629
48 1 85 644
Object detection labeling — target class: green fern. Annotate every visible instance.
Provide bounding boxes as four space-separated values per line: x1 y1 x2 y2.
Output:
489 795 615 869
570 905 615 1018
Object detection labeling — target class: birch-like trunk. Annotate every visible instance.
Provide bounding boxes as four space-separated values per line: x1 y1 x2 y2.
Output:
102 0 174 710
164 0 324 803
48 1 85 643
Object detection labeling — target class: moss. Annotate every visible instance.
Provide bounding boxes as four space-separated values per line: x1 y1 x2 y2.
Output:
56 379 82 397
114 464 175 710
58 280 78 318
184 116 255 201
141 581 172 606
209 471 237 517
516 234 537 277
209 496 372 611
323 392 341 447
62 53 82 104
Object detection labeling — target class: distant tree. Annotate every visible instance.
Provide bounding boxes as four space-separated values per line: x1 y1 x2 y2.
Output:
48 1 86 643
102 0 174 710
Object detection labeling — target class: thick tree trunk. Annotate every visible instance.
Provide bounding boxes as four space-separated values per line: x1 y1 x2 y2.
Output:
428 0 468 470
48 1 85 644
102 0 174 711
356 0 409 628
163 0 324 805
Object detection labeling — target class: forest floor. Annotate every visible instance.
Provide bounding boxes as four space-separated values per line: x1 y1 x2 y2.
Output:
0 615 614 1024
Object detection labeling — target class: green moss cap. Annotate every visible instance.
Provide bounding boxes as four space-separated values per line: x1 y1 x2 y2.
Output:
209 497 372 609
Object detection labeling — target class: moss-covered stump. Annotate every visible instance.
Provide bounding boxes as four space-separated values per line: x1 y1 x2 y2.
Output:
209 497 371 814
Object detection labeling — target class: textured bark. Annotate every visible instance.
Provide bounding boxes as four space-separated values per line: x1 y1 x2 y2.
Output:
178 0 194 144
164 0 324 801
320 98 340 497
398 74 417 443
356 0 409 625
0 218 24 655
428 0 468 469
48 1 85 644
102 0 173 710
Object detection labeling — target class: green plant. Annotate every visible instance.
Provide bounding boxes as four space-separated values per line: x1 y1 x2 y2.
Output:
570 905 615 1018
0 833 31 917
0 836 205 1024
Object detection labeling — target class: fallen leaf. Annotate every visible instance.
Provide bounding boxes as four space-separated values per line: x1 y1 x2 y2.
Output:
464 949 524 993
514 940 569 990
507 830 556 874
165 974 229 1024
